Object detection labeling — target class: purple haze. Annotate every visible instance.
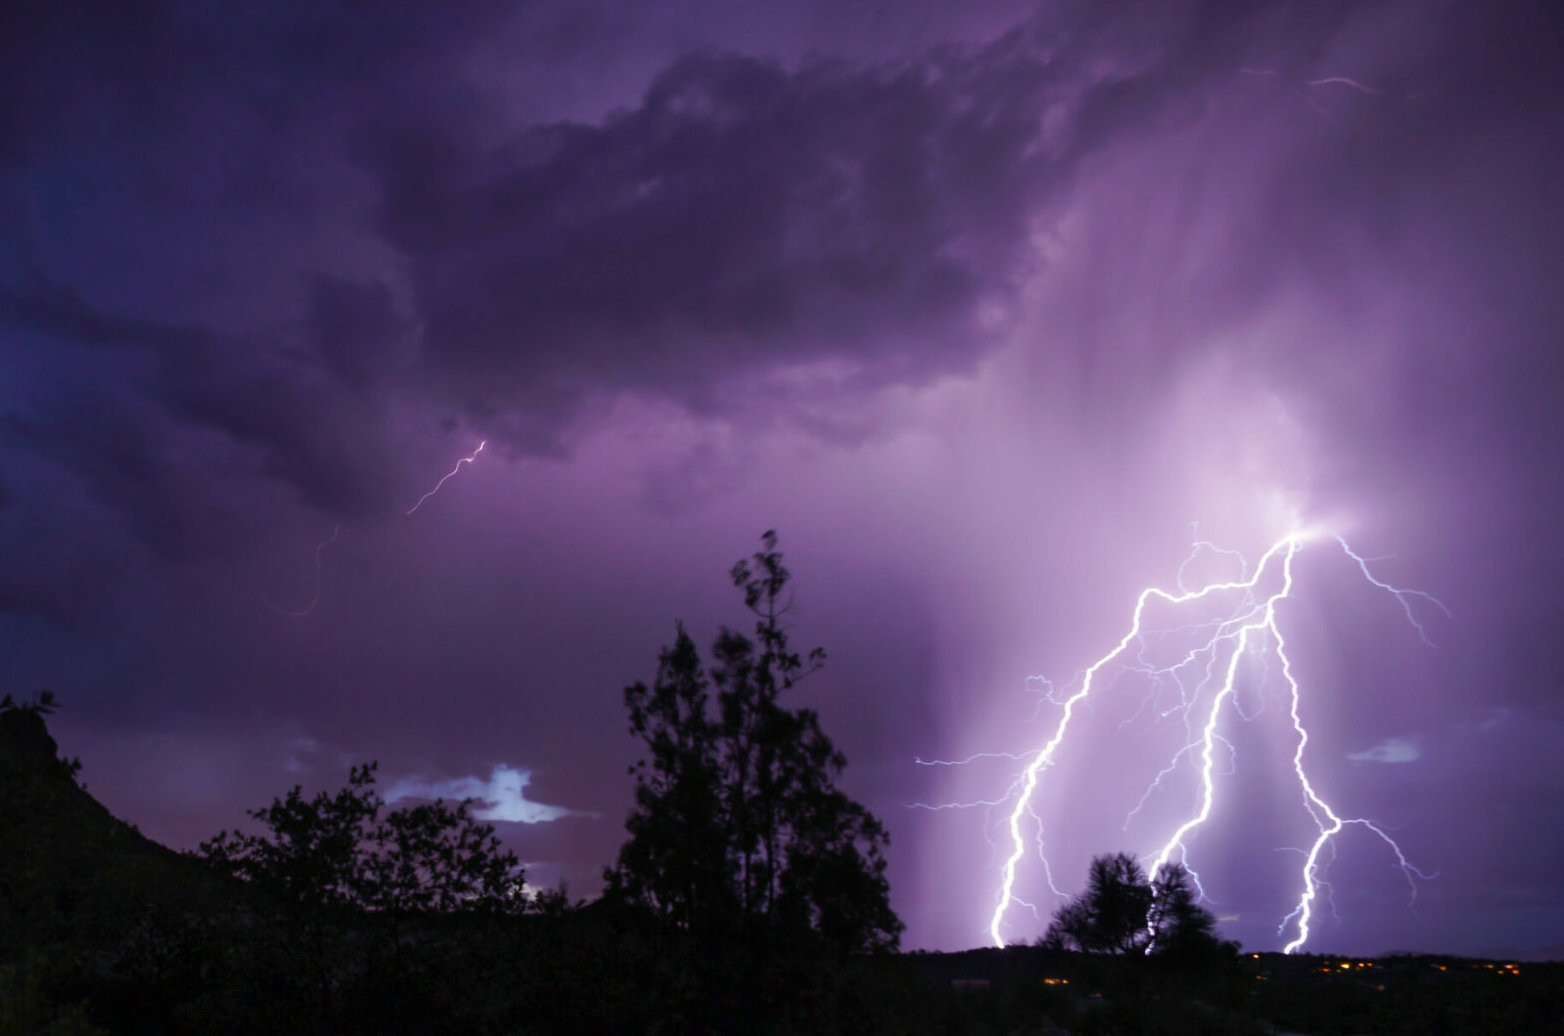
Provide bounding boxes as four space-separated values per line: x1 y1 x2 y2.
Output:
2 0 1561 956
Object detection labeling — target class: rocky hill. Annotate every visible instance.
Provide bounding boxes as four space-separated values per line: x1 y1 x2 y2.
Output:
0 703 230 957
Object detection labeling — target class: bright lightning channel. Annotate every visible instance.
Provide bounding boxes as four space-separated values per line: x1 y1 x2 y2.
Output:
981 531 1444 952
406 440 487 515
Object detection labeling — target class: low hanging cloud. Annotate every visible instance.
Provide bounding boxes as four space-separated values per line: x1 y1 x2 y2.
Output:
1348 738 1420 765
384 765 593 823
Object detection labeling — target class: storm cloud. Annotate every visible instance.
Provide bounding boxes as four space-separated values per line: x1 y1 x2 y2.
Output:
2 0 1561 956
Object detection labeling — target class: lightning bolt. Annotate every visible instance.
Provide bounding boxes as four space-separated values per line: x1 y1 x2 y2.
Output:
1306 76 1384 96
1238 66 1389 126
977 529 1443 951
267 440 489 615
267 524 343 617
405 440 487 515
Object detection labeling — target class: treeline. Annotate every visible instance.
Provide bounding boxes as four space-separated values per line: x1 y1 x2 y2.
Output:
9 537 1558 1033
0 534 908 1034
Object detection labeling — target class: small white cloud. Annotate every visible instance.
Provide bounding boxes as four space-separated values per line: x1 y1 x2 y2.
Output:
1348 738 1419 764
384 765 593 824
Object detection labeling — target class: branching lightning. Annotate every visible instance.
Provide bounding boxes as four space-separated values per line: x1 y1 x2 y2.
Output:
962 530 1444 952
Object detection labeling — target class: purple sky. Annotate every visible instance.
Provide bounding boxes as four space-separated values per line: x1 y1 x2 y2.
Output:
3 0 1561 957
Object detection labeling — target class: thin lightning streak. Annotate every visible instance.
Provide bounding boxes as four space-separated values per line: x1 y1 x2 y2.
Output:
406 440 487 515
1176 536 1248 593
1307 76 1383 96
979 531 1444 952
915 752 1031 767
1336 537 1452 646
268 524 343 617
266 438 490 615
906 795 1016 812
909 757 1033 811
1239 66 1388 126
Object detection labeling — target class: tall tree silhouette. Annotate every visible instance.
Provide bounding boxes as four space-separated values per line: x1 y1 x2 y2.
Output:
611 624 735 939
607 531 901 955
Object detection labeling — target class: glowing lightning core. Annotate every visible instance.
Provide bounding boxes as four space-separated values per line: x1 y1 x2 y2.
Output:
982 530 1445 952
406 440 487 515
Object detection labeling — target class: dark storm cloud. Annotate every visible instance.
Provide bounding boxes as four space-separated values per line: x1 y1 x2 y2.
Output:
3 0 1562 956
363 47 1047 415
153 347 399 521
0 272 214 357
0 0 1395 539
0 0 507 164
0 2 1048 545
2 0 1546 631
0 273 397 532
361 1 1372 445
307 276 416 391
0 0 1554 613
0 2 473 578
2 389 231 560
0 1 170 166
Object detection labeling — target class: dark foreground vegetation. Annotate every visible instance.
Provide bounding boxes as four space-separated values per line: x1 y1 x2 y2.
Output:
5 694 1563 1034
5 538 1561 1033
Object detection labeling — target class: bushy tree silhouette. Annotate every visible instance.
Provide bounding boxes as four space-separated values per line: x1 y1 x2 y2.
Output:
1 689 60 716
1044 852 1226 962
607 531 901 956
1045 852 1155 955
196 762 530 1027
200 761 525 916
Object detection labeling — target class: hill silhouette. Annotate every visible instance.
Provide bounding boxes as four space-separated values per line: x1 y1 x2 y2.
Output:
6 705 1563 1035
1 705 237 957
0 707 778 1033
